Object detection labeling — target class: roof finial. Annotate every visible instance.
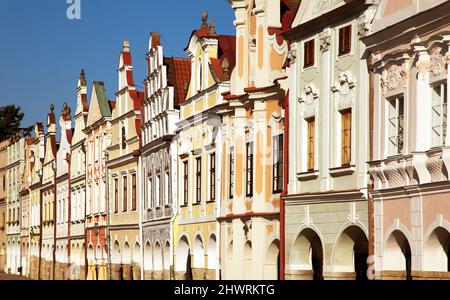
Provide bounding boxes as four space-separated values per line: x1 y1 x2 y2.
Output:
201 12 208 29
80 69 87 86
50 104 54 112
209 20 216 35
123 40 130 52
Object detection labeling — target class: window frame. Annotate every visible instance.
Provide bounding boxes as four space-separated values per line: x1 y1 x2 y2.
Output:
122 175 128 212
340 109 352 166
209 153 216 201
338 24 352 57
303 39 315 69
195 157 202 204
273 134 284 194
306 117 316 172
183 161 189 206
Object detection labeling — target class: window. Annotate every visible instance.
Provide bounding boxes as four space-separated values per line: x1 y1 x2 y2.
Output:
164 171 170 206
246 142 254 197
196 157 202 204
273 135 284 193
155 175 160 207
304 39 315 68
197 58 203 92
306 117 315 171
183 161 188 205
387 96 404 155
147 178 153 209
229 147 234 199
122 176 128 212
121 126 126 149
114 179 118 213
339 25 352 56
341 109 352 166
209 153 216 201
431 83 448 147
131 174 136 211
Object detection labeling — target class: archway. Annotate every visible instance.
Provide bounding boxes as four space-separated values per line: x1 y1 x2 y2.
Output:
244 241 252 280
193 235 205 272
424 227 450 272
175 236 191 280
123 242 131 265
383 230 412 280
290 228 324 280
207 235 217 270
112 241 121 264
133 242 141 266
333 225 368 280
226 242 233 280
154 242 163 272
164 242 171 272
265 240 280 280
144 241 153 271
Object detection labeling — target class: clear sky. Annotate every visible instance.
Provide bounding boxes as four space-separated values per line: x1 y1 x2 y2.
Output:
0 0 235 128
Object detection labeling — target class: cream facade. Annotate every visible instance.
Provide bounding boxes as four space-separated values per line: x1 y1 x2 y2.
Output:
40 106 58 280
108 41 143 281
0 140 9 273
69 70 88 280
219 0 290 280
173 14 232 280
6 133 26 275
364 0 450 280
284 0 377 280
55 104 73 279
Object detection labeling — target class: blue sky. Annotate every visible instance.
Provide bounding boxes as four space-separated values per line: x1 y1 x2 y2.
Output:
0 0 235 127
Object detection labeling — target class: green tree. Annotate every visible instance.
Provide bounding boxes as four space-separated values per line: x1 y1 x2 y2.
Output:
0 105 28 141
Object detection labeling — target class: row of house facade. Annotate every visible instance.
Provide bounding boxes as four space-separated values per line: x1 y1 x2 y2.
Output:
1 0 449 280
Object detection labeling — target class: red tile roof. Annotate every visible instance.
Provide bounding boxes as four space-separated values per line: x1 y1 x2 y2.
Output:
164 57 191 107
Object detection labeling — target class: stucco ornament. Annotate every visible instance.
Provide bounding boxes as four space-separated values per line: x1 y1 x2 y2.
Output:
287 48 297 64
430 47 447 76
383 65 407 91
357 14 370 37
319 31 331 52
314 0 341 13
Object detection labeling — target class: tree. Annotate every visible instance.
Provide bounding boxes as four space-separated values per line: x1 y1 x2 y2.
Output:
0 105 29 141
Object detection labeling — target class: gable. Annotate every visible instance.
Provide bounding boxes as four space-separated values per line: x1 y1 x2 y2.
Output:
292 0 346 27
86 82 111 127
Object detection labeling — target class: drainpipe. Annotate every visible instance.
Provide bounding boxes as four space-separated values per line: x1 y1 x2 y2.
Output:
105 150 112 280
27 187 32 277
37 167 43 280
366 55 375 279
138 154 144 280
279 91 289 281
66 153 71 279
19 187 23 276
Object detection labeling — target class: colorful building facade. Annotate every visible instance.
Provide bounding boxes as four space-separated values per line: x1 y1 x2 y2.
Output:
365 0 450 280
84 81 113 280
174 13 234 280
141 32 190 280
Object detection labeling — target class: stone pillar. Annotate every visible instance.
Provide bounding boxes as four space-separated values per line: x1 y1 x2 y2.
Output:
111 264 122 280
122 264 132 280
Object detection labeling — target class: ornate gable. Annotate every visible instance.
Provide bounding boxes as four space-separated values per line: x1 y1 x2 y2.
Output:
292 0 345 27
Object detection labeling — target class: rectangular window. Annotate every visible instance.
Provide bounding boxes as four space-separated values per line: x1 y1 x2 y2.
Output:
155 175 160 207
304 39 315 68
121 127 126 149
273 134 284 193
122 176 128 212
183 161 188 205
431 83 448 147
229 147 234 199
147 178 153 209
196 157 202 204
114 179 118 213
307 117 315 171
387 96 404 155
131 174 136 211
246 142 254 197
165 171 170 206
209 153 216 201
341 109 352 166
339 25 352 56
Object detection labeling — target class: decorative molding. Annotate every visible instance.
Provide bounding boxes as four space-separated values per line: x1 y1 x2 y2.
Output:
430 46 447 77
319 31 331 52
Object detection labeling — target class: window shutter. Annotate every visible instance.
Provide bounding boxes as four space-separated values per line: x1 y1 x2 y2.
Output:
341 110 352 166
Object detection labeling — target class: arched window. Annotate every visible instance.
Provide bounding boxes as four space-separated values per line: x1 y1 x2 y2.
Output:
121 124 126 149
